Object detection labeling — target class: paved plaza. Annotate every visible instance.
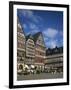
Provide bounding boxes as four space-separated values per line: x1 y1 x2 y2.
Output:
17 73 63 81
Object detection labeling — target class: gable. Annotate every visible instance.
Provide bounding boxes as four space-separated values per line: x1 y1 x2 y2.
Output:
36 34 45 46
26 38 35 45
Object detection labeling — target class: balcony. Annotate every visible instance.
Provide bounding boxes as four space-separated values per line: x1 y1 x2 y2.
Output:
27 45 35 49
17 48 25 51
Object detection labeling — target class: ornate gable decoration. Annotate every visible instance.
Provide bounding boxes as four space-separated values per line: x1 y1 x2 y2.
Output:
36 33 45 46
17 17 25 38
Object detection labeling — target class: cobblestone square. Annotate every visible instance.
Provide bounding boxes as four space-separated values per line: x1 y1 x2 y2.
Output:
17 73 63 80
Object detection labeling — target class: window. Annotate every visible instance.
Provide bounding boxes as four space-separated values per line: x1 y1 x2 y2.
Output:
19 64 23 70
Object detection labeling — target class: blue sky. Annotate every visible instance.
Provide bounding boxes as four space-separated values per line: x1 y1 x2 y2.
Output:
17 9 63 48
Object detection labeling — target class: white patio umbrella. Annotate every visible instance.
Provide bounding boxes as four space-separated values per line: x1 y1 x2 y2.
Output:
30 65 35 69
24 64 30 69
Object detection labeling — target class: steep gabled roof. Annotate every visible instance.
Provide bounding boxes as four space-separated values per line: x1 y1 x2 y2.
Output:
46 46 63 56
33 32 42 42
26 34 34 41
17 16 26 36
17 17 23 33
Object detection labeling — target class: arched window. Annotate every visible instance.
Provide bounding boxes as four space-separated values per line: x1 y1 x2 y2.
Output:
19 64 23 70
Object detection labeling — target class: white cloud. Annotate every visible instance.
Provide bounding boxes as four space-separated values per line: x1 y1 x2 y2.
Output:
28 23 40 34
51 40 57 48
45 40 57 48
44 37 48 42
29 23 38 30
20 10 33 18
18 9 42 23
27 29 39 35
31 29 39 34
22 22 40 35
43 28 58 38
23 23 27 29
33 15 42 23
